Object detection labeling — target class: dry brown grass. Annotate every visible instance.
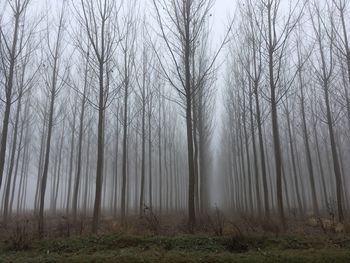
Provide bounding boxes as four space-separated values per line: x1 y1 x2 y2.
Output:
1 210 350 242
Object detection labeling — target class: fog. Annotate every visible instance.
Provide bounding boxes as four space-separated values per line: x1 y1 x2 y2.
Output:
0 0 349 237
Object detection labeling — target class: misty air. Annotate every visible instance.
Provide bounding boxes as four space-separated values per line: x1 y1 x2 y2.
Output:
0 0 349 262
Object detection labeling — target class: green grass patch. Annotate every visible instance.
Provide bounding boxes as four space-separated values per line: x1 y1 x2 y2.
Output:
1 233 350 262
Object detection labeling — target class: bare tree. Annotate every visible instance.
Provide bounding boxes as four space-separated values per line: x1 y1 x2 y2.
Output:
3 27 36 223
246 0 270 218
152 0 229 231
258 0 304 229
135 25 149 217
75 0 120 233
66 96 77 215
72 48 90 223
38 5 66 237
0 0 30 191
120 2 137 225
296 38 319 216
310 2 344 222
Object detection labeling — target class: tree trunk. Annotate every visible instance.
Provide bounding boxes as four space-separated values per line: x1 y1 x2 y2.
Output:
253 81 269 218
299 75 319 216
83 125 91 218
139 88 146 217
66 104 77 216
3 90 23 224
72 53 89 223
248 77 262 217
286 109 303 215
158 94 162 215
267 2 285 229
148 110 153 209
38 19 63 236
92 61 105 233
121 59 129 225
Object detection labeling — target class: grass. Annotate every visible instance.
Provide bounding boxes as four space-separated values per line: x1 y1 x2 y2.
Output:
1 233 350 262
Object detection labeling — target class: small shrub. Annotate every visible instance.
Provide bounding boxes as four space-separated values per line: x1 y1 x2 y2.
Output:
223 236 249 252
227 221 243 237
290 208 298 218
317 217 336 234
343 223 350 235
240 214 258 233
307 217 318 227
57 216 71 237
326 198 337 223
261 220 280 237
143 204 160 235
8 220 31 250
284 236 310 249
208 206 225 236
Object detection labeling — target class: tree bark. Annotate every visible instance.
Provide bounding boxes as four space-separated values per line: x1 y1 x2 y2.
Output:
72 52 89 223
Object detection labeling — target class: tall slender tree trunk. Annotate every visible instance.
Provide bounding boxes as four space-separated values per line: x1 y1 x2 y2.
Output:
38 17 63 236
39 89 56 236
286 109 303 215
92 60 106 233
17 119 29 214
83 125 91 218
148 110 153 209
314 15 345 221
242 97 254 215
248 78 262 217
324 87 344 222
121 59 129 225
158 94 162 215
299 73 319 216
313 120 328 208
8 107 25 218
34 100 48 214
113 111 120 217
139 90 146 217
185 95 196 231
184 6 196 231
52 127 64 215
3 90 23 224
66 102 77 216
72 52 89 223
267 2 285 229
17 117 30 214
192 97 200 214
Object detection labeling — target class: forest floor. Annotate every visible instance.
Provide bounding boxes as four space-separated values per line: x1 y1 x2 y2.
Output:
1 231 350 262
1 215 350 262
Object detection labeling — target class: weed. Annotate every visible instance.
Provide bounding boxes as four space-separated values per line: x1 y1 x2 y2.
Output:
7 220 31 250
208 206 225 236
143 204 161 235
222 236 249 252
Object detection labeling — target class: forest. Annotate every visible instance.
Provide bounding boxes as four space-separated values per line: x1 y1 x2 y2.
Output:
0 0 350 262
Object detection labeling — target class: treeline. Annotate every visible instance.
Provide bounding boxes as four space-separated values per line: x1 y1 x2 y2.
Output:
0 0 216 236
220 0 350 229
1 0 349 237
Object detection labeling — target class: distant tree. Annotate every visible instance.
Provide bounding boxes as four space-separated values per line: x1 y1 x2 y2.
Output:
152 0 229 231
